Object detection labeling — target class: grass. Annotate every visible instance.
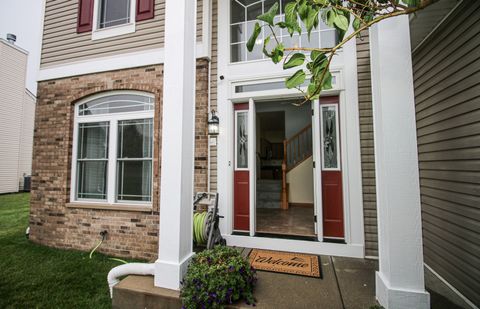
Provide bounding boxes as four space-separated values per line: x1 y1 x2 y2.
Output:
0 193 127 308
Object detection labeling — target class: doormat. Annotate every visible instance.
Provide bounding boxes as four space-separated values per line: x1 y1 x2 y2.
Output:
248 249 322 278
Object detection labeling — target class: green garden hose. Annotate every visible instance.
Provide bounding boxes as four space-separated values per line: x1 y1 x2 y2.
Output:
193 212 210 244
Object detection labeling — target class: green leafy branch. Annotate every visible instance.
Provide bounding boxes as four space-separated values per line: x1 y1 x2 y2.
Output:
247 0 436 105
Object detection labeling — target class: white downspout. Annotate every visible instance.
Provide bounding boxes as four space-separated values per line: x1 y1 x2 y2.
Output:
107 263 155 297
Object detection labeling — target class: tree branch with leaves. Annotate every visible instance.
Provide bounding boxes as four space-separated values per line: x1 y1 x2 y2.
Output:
246 0 436 105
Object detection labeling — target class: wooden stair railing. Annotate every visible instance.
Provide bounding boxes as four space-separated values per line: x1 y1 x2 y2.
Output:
281 124 313 210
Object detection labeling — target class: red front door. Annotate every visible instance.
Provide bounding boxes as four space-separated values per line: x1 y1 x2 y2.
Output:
233 103 250 231
320 97 344 238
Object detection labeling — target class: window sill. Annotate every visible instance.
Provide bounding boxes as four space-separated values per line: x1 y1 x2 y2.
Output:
66 202 153 212
92 23 135 41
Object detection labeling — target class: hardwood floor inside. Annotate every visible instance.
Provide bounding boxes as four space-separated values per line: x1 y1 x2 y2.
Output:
256 206 316 237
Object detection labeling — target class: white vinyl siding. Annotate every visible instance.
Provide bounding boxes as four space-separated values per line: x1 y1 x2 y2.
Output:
0 40 29 194
17 91 36 190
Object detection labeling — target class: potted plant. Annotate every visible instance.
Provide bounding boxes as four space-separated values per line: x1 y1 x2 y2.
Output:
180 246 257 308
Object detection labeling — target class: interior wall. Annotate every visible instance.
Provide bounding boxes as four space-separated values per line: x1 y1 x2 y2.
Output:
286 156 314 204
255 100 313 205
256 101 311 139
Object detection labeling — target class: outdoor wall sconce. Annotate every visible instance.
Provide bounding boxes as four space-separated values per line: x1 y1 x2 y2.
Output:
208 110 220 136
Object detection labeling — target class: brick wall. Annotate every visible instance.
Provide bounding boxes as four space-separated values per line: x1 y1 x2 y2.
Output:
30 60 209 260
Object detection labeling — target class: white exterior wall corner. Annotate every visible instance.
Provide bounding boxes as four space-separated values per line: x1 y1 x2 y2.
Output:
0 40 29 194
369 16 429 309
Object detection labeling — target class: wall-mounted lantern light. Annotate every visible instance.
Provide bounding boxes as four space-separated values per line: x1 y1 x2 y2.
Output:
208 110 220 136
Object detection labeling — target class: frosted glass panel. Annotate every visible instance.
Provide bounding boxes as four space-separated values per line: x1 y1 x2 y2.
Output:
236 112 249 169
321 105 339 169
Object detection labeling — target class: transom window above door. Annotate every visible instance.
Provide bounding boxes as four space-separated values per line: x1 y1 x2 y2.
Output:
230 0 338 63
99 0 132 28
71 91 155 207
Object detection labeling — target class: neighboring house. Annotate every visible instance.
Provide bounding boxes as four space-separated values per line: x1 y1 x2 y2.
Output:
0 37 36 194
29 0 478 308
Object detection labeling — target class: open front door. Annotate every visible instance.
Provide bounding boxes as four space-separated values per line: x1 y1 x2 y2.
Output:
233 100 256 235
233 103 249 232
312 100 322 240
319 97 344 239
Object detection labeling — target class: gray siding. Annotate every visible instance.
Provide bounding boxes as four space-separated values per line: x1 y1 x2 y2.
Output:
356 31 378 257
412 1 480 306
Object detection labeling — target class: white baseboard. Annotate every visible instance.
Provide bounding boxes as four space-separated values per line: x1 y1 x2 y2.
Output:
376 271 430 309
154 252 195 291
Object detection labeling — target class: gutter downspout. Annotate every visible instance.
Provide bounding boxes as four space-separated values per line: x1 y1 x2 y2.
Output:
107 263 155 297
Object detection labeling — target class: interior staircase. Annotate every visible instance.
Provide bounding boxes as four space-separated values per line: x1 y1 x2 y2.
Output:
257 179 282 208
281 124 313 209
256 124 312 210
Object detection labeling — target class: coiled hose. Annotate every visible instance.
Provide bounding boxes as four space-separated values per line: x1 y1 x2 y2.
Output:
193 211 212 245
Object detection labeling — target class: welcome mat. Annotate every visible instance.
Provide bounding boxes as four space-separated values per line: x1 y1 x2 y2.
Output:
248 249 322 278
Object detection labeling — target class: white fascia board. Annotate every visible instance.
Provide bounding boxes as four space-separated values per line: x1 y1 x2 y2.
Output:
225 235 365 258
37 48 165 81
37 41 210 82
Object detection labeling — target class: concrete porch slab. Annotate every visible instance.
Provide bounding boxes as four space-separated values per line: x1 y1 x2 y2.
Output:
112 255 379 309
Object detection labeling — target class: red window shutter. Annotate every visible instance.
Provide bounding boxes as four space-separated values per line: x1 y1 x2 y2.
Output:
77 0 94 33
136 0 155 22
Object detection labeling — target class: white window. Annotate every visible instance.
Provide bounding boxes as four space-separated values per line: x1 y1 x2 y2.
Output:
230 0 338 63
92 0 136 40
71 91 155 206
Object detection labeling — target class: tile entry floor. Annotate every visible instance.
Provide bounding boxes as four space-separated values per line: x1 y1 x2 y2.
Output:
256 207 316 237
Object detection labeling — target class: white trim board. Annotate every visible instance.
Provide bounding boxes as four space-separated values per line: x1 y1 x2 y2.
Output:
37 42 210 82
225 234 364 258
38 48 165 82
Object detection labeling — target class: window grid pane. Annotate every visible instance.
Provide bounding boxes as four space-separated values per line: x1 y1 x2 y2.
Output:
77 161 108 200
76 121 109 200
79 94 154 116
99 0 131 29
116 118 153 202
230 1 338 63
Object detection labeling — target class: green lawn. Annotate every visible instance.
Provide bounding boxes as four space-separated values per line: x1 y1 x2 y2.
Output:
0 193 126 308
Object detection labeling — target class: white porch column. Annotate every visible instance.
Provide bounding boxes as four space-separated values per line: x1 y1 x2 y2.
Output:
369 16 430 309
155 0 197 290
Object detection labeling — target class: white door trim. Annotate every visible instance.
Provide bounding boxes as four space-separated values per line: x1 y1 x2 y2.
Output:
312 100 324 241
216 0 364 258
248 98 256 236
